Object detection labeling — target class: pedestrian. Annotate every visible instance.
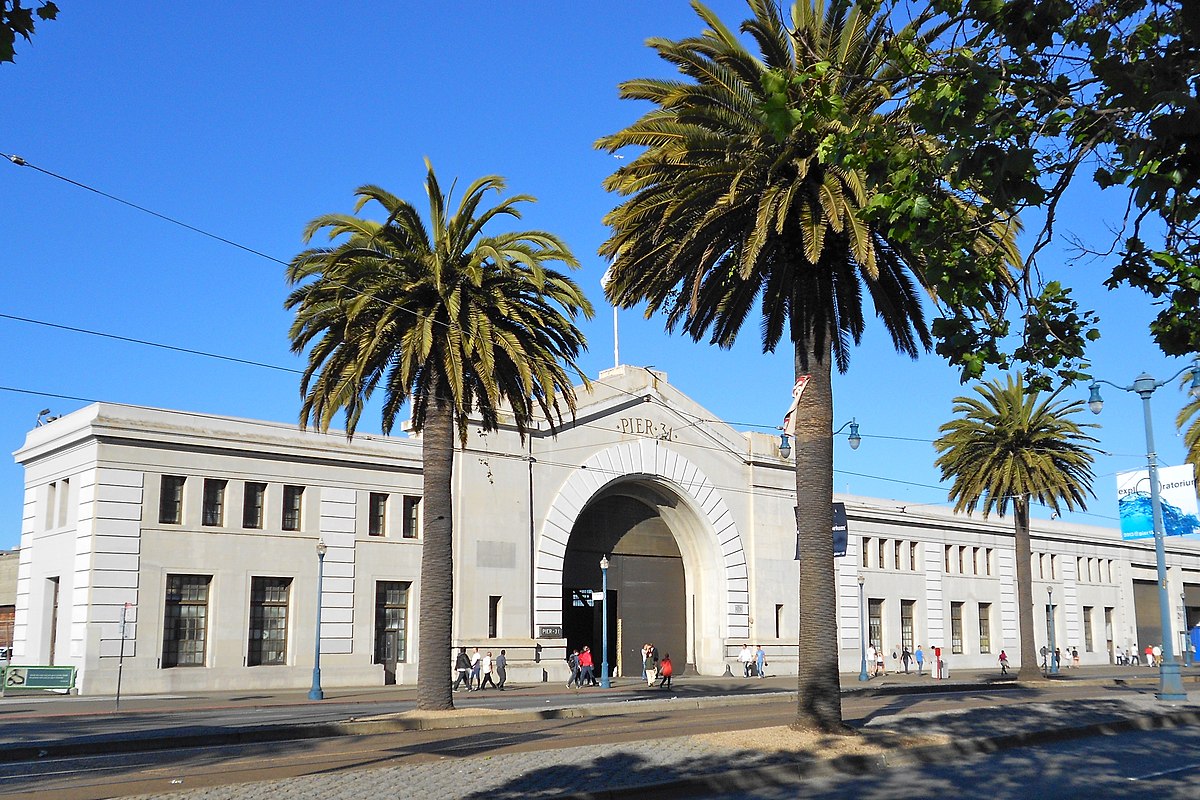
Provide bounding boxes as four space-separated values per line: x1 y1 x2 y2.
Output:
496 649 508 690
650 642 660 681
579 645 596 686
658 653 674 690
1114 645 1124 666
1071 647 1080 668
1145 644 1154 666
755 644 767 679
738 643 754 677
1191 623 1200 665
1053 647 1061 671
915 645 924 675
452 647 472 691
866 643 877 677
566 648 581 688
643 644 656 686
999 650 1010 675
901 646 912 674
479 651 498 690
469 647 482 689
875 644 886 676
1152 644 1162 666
641 643 651 683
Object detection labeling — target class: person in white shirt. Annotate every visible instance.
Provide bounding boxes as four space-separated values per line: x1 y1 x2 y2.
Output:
738 644 754 677
866 644 877 677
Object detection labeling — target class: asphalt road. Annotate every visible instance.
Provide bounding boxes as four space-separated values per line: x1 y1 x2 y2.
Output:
691 725 1200 798
0 682 1157 799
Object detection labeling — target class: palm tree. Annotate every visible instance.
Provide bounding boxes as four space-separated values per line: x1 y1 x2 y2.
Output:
933 375 1099 681
596 0 1016 731
1177 377 1200 486
285 162 593 711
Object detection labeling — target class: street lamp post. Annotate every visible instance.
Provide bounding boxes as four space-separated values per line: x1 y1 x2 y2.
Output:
309 539 327 701
858 574 869 682
1089 360 1200 701
778 418 861 460
600 555 611 688
1047 586 1059 675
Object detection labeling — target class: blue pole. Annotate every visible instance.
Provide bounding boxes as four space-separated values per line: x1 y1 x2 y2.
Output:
600 558 611 688
309 544 326 701
1137 382 1187 699
858 578 869 681
1048 590 1058 675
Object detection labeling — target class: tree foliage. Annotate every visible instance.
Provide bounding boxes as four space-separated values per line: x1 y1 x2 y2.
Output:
1 0 57 64
894 0 1200 385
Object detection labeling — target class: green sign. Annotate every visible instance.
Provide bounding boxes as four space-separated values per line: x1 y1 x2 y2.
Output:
4 665 76 690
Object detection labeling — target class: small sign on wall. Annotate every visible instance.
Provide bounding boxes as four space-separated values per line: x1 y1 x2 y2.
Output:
537 625 563 639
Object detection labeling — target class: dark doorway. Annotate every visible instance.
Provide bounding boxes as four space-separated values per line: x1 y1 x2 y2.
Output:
562 491 687 678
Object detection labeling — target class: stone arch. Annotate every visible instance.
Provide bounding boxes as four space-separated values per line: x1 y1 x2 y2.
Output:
534 439 749 649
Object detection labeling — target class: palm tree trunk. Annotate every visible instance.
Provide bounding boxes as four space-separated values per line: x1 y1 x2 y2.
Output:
791 335 846 732
1012 496 1042 681
416 399 456 710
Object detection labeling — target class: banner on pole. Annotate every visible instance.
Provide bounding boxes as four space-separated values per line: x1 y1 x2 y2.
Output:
794 503 850 560
781 376 810 437
1116 464 1200 540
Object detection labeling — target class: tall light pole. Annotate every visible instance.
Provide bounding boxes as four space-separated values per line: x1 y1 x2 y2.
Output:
1047 586 1059 675
1088 360 1200 701
600 555 611 688
309 539 327 701
857 573 869 682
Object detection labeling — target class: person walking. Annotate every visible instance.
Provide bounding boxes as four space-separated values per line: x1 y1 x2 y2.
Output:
915 645 924 676
738 643 754 677
479 651 498 690
566 648 581 688
496 649 508 690
579 646 596 686
1071 647 1080 668
643 644 656 687
999 650 1010 675
755 644 767 679
866 644 877 678
469 647 482 690
658 653 674 690
452 647 472 691
875 645 886 677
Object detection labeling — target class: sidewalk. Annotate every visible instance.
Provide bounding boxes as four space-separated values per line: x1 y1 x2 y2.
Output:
4 665 1198 799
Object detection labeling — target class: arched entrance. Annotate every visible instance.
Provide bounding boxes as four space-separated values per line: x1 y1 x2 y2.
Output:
562 489 687 677
534 440 749 676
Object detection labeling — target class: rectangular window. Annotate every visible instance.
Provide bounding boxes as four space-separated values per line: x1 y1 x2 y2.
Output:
282 485 304 532
945 545 952 574
972 547 980 575
248 577 291 666
243 482 266 529
402 496 421 539
910 541 919 572
1077 556 1085 582
878 538 887 569
368 492 388 537
894 541 902 571
488 595 501 638
979 602 992 653
45 481 57 529
1037 553 1045 580
58 477 70 527
862 537 871 568
958 546 965 574
868 598 883 651
775 603 784 639
1050 554 1057 579
900 599 915 652
1083 606 1094 653
950 601 964 654
202 479 227 527
159 476 186 525
985 548 993 576
374 581 410 664
162 574 210 667
1104 607 1114 658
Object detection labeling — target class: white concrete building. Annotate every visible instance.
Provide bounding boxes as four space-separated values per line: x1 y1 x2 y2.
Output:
12 366 1200 694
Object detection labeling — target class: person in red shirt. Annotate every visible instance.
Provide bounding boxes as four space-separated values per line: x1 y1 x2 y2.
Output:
658 653 674 690
578 645 596 686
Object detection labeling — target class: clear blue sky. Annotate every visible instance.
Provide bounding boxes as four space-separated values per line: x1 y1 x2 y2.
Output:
1 1 1194 550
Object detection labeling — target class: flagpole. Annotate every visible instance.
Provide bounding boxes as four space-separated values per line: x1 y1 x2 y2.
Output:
602 269 619 369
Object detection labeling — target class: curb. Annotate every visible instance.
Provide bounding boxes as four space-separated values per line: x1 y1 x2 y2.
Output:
556 706 1200 799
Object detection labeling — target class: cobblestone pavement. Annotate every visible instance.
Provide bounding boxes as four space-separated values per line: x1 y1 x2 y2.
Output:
126 694 1200 800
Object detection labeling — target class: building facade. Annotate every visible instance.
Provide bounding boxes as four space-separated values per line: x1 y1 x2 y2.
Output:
12 366 1200 694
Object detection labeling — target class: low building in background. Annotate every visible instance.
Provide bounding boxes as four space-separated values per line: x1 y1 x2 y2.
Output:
11 366 1200 694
